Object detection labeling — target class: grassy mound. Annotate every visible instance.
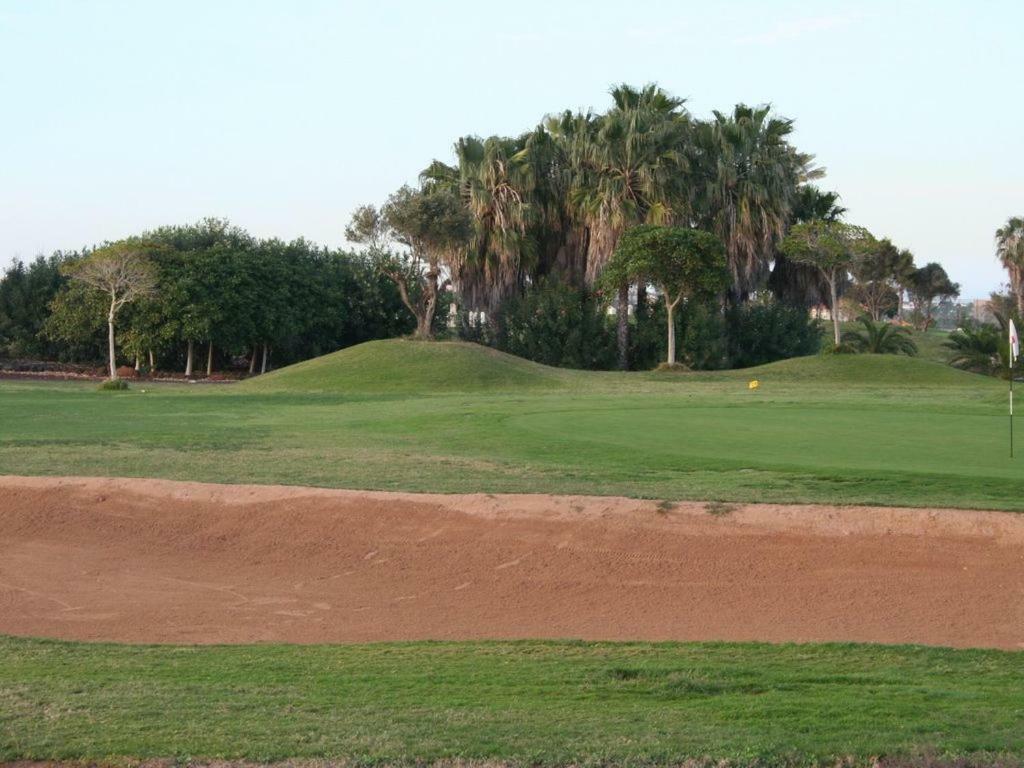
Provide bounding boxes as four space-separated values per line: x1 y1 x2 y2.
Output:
715 352 993 387
242 338 566 394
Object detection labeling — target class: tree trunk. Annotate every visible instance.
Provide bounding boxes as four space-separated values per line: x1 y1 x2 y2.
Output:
416 293 436 339
416 265 439 340
134 353 140 371
261 343 269 374
185 340 194 377
666 298 678 366
249 347 257 375
148 349 155 370
828 275 841 346
897 289 904 320
206 342 214 377
616 281 630 371
107 305 117 380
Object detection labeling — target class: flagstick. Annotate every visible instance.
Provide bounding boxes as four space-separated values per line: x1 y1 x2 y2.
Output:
1009 319 1018 459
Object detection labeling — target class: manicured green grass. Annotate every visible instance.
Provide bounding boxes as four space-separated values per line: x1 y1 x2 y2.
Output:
2 636 1022 765
910 327 954 366
247 339 567 393
0 339 1017 509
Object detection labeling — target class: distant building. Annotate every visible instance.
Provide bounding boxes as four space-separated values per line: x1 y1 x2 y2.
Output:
973 299 995 324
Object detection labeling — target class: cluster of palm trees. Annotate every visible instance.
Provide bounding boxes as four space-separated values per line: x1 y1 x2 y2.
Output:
357 83 974 368
431 86 816 304
365 83 826 365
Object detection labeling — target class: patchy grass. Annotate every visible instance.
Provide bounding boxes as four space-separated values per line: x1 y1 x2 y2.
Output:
705 501 738 516
2 636 1022 765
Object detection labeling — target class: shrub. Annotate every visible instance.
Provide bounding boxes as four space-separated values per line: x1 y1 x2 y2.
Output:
841 315 918 355
98 379 129 391
485 281 617 370
944 322 1004 376
725 301 822 368
632 298 728 370
467 287 820 372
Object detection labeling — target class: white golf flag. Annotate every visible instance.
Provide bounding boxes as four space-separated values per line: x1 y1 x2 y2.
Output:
1012 319 1020 366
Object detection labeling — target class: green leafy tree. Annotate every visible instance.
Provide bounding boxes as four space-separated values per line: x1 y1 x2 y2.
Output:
352 185 471 339
906 262 960 331
61 243 157 379
768 185 846 308
840 316 918 356
0 253 75 358
851 238 905 321
42 279 108 361
603 225 728 366
779 221 876 346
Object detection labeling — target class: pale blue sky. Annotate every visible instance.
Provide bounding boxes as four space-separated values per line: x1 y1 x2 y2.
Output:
1 0 1020 299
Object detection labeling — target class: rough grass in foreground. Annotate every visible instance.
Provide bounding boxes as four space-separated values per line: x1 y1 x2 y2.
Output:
2 637 1022 765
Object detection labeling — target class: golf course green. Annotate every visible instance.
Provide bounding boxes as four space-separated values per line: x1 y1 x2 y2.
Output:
0 339 1016 510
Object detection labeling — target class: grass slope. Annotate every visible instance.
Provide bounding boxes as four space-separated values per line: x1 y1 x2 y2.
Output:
3 636 1021 765
712 353 981 385
0 342 1015 509
244 338 567 394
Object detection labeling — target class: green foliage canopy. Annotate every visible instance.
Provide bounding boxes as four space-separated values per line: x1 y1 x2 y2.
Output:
603 225 728 365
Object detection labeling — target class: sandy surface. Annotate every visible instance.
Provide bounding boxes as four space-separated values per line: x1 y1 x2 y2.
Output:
1 475 1022 649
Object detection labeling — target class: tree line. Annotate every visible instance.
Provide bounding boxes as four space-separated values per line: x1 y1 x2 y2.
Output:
2 83 970 378
0 219 413 375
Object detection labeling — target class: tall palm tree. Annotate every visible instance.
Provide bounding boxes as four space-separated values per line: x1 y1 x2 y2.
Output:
572 84 690 279
525 114 593 287
422 131 563 314
568 84 690 368
996 216 1024 314
692 105 818 303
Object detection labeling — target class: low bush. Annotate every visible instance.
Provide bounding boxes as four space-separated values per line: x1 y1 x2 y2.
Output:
463 286 820 372
98 378 129 391
484 281 617 370
725 301 822 368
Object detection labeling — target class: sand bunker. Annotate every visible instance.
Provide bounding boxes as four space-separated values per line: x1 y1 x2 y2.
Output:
1 476 1021 648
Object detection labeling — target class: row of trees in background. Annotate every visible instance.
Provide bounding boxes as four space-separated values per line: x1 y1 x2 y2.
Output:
0 83 973 377
0 219 413 376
